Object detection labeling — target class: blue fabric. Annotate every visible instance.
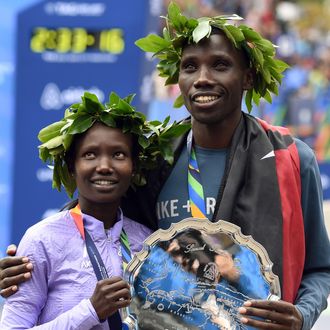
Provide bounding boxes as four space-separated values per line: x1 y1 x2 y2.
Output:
157 145 227 228
294 138 330 330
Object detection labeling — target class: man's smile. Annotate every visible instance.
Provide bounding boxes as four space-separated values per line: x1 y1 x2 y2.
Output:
193 95 220 103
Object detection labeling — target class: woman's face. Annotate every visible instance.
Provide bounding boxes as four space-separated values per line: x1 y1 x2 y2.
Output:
73 123 134 208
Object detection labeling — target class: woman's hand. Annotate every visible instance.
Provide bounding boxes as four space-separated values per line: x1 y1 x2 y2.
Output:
90 276 131 321
239 299 303 329
0 245 33 298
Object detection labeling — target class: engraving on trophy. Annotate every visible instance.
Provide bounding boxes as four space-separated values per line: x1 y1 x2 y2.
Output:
122 218 281 330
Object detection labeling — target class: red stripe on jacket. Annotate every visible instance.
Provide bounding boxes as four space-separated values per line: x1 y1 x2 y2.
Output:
258 118 305 302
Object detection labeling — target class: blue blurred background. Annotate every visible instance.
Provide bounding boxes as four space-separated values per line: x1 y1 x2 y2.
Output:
1 1 330 327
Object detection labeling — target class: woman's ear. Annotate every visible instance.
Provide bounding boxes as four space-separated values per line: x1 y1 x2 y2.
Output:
243 68 254 90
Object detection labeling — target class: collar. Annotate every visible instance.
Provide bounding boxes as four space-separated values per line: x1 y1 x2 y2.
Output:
72 207 124 243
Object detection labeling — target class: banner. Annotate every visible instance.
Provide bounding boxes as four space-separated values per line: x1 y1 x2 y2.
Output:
11 0 160 244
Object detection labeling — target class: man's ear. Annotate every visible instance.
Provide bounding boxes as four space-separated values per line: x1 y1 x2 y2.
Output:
243 68 254 90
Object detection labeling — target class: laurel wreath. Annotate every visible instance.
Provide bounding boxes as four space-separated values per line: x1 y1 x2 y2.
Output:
38 91 190 197
135 1 289 112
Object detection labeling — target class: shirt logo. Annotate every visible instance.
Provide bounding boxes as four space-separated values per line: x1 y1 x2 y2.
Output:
260 150 275 160
81 245 92 269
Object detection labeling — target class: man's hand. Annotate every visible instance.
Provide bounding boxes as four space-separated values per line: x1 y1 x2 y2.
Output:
90 276 131 321
238 299 303 329
0 245 33 298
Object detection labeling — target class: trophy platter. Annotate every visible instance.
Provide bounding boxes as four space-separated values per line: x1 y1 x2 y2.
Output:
122 218 280 330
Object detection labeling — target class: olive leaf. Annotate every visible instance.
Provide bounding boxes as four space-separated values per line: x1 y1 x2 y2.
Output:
123 93 136 105
252 90 261 106
108 91 120 106
245 90 253 113
173 94 184 108
240 26 262 41
193 20 211 43
135 34 171 53
252 47 264 66
167 1 185 31
263 90 272 104
162 116 171 127
160 122 191 139
49 145 65 156
38 121 66 143
117 99 135 114
63 134 73 150
67 115 95 134
58 162 76 198
52 159 62 192
39 146 50 162
224 24 245 42
274 59 290 72
163 27 171 41
100 112 116 127
254 39 275 55
138 135 150 149
41 135 65 150
82 92 104 113
159 142 175 164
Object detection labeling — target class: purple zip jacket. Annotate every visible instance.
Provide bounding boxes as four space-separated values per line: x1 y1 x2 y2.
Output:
0 209 152 329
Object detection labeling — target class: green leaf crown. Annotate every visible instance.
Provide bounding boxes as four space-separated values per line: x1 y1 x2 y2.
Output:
38 91 191 198
135 1 289 112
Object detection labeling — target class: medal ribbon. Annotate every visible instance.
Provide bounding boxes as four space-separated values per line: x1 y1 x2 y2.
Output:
187 130 207 218
70 204 132 328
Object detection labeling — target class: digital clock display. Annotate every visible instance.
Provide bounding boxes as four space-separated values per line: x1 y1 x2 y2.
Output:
30 27 125 54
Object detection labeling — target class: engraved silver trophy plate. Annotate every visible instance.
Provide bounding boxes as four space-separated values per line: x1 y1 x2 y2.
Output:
122 218 281 330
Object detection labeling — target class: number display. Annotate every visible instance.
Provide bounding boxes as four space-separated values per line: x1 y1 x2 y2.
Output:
30 27 125 54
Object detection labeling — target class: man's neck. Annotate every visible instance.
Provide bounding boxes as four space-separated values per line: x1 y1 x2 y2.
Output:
191 116 241 149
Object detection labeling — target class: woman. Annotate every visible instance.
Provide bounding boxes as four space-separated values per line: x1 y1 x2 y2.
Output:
0 91 189 329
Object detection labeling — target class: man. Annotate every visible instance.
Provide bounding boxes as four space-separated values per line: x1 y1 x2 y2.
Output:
1 2 330 329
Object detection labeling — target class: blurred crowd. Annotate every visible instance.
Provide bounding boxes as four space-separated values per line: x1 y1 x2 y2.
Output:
153 0 330 161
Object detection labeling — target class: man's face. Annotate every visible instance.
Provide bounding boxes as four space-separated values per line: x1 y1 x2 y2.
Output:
178 32 252 127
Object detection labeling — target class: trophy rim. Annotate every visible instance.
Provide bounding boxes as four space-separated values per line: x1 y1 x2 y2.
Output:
122 218 281 329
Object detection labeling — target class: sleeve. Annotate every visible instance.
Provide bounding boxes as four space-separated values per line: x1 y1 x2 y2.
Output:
294 140 330 330
1 299 100 329
0 227 101 329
